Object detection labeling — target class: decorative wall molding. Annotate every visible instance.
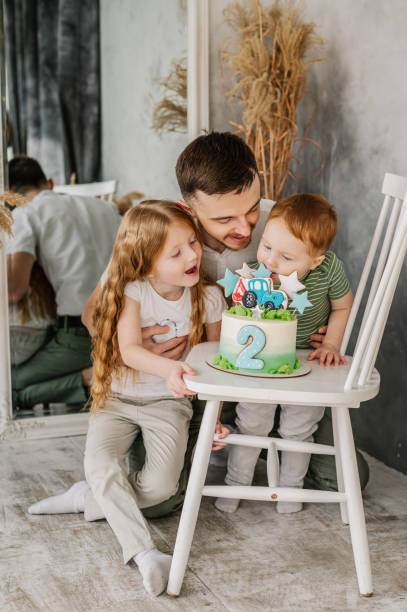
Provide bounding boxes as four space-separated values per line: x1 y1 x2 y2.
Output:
0 413 89 442
187 0 209 140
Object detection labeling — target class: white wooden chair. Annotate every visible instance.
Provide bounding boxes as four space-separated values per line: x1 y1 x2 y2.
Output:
167 173 407 598
53 180 117 201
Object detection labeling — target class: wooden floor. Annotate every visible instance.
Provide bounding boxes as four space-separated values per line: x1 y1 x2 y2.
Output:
1 436 407 611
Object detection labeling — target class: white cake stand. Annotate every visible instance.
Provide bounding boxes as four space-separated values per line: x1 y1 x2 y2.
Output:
207 359 311 379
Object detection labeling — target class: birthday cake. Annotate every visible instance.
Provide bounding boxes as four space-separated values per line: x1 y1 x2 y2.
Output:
214 263 311 375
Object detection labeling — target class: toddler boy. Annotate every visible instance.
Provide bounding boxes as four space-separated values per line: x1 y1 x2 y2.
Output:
215 193 353 514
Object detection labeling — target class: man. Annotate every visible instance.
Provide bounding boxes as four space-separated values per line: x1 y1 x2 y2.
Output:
83 133 273 349
7 156 121 409
82 132 368 518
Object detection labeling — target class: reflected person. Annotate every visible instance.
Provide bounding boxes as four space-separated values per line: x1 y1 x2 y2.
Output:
9 261 57 366
6 156 121 410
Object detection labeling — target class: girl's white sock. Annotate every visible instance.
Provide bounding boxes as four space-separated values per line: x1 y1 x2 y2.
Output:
134 547 172 597
28 481 89 514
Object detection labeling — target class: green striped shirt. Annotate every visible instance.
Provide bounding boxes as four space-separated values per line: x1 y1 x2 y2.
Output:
295 251 350 348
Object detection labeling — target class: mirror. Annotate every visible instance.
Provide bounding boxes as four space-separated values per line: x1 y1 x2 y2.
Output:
0 0 209 440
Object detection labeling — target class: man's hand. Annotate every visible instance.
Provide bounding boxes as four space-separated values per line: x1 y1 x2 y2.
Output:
141 324 188 360
309 325 328 349
308 342 347 366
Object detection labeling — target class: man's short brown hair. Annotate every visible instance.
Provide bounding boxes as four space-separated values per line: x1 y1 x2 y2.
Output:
9 156 48 195
268 193 338 255
176 131 258 201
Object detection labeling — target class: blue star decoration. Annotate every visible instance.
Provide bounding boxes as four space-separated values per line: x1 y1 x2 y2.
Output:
217 268 240 297
256 263 271 278
290 291 312 314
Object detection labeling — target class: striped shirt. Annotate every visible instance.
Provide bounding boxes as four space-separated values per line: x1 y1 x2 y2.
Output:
294 251 351 348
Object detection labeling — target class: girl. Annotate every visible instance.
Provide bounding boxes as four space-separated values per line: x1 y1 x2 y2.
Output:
29 201 226 596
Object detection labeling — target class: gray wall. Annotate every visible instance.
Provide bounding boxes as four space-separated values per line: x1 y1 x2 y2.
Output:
100 0 188 198
210 1 407 473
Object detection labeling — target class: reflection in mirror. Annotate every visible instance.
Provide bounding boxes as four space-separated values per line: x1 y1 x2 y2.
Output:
4 0 188 422
6 166 121 420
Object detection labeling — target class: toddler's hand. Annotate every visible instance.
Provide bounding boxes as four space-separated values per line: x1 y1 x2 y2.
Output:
308 342 347 366
165 361 196 397
212 421 230 451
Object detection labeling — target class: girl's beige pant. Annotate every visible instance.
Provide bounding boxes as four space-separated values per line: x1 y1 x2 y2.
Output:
83 394 193 563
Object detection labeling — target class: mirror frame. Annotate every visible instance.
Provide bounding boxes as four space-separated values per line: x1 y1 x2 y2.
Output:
0 0 209 441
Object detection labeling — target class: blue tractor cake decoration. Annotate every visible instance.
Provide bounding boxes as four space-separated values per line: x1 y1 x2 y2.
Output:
232 276 287 310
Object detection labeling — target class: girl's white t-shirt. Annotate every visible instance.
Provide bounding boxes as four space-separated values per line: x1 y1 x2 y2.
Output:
100 272 226 398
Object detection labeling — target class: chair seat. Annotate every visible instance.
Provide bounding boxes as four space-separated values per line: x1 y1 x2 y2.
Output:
185 342 380 407
53 180 117 200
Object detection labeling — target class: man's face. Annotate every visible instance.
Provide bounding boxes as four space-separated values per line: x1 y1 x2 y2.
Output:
184 175 261 252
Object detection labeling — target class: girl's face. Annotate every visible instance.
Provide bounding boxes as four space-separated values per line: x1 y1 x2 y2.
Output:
257 217 324 281
149 221 202 295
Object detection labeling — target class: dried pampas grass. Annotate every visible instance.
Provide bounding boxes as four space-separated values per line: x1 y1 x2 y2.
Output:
153 58 187 135
220 0 325 200
0 192 28 246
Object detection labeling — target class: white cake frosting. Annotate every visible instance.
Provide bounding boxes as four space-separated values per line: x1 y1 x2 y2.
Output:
217 312 297 374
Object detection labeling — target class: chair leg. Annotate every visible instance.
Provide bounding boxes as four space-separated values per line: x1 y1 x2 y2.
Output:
266 440 279 487
331 407 349 524
336 406 373 597
167 399 220 597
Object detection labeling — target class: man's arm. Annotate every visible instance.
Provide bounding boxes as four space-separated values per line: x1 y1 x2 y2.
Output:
82 280 188 359
7 252 34 303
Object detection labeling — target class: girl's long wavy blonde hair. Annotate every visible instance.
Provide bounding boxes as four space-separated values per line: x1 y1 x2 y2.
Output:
91 200 208 413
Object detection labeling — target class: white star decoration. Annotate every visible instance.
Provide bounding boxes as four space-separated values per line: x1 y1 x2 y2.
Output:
278 271 305 298
252 304 264 318
235 263 256 278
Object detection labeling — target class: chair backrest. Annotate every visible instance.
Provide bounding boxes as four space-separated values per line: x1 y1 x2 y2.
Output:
343 173 407 390
53 180 117 201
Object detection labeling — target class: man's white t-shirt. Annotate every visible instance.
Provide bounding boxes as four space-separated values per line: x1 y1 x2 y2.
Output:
201 198 274 282
6 190 121 315
99 274 226 398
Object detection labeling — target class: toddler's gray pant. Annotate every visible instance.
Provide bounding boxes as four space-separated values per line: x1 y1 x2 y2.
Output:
226 401 325 489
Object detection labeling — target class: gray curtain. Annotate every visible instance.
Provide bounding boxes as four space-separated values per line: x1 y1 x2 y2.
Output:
4 0 100 184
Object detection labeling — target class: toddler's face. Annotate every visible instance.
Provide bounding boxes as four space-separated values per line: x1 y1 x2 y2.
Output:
151 222 202 291
257 218 324 281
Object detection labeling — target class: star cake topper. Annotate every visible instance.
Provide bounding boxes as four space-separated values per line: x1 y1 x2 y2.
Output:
235 262 256 278
256 263 272 278
217 268 240 297
290 290 312 314
278 271 305 298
